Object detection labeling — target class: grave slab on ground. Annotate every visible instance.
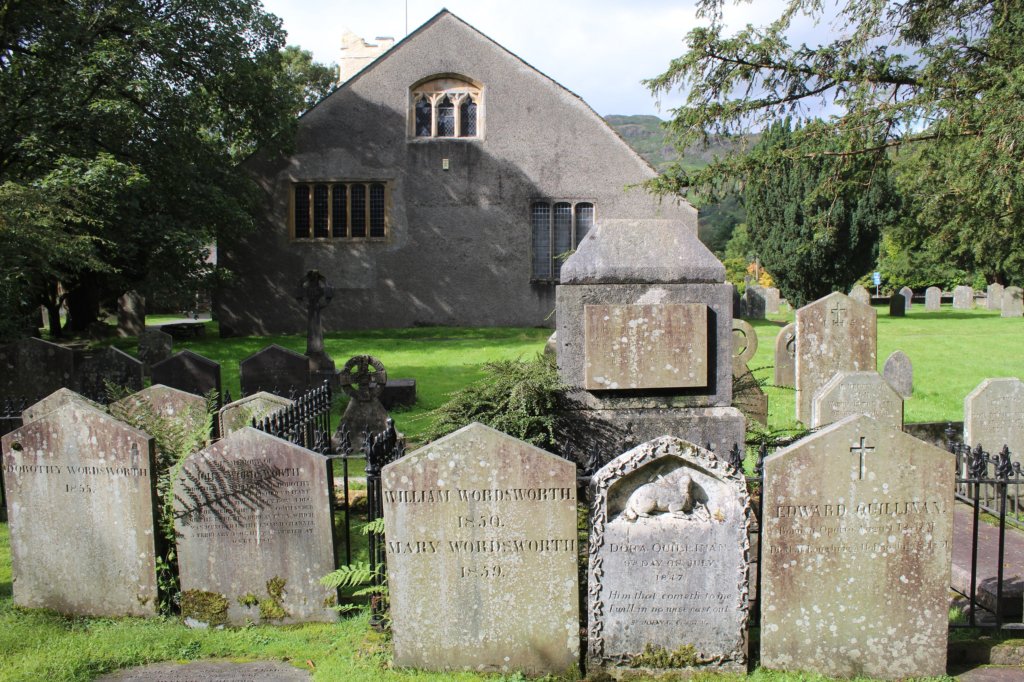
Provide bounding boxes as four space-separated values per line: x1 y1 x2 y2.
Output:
96 661 311 681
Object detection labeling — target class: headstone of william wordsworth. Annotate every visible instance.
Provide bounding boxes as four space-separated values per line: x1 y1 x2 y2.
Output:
174 428 338 626
882 349 913 398
964 377 1024 460
151 350 221 400
810 371 904 431
987 283 1004 311
761 414 953 679
953 285 974 309
1002 286 1023 318
382 423 579 675
1 401 157 616
774 323 796 388
239 344 311 398
925 286 942 311
587 436 751 676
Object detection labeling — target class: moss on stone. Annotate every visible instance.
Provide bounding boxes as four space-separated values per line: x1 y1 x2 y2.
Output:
180 590 229 626
628 643 702 668
258 576 288 620
237 593 259 608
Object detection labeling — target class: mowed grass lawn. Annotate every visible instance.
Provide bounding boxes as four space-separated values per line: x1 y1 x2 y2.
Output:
4 308 1020 681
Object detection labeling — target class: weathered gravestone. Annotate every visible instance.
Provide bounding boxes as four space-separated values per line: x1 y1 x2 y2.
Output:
218 392 292 436
925 286 942 311
1002 286 1023 318
587 437 751 675
1 401 157 616
137 329 173 374
761 414 954 679
111 384 210 437
810 371 904 431
764 287 781 314
96 661 310 682
742 286 766 319
152 350 221 400
732 318 757 366
0 337 75 400
71 346 144 398
899 286 913 309
795 292 876 424
888 293 905 317
848 284 871 306
239 344 311 398
21 387 101 424
382 423 579 674
964 378 1024 459
337 355 390 451
953 285 974 309
543 331 557 357
116 290 146 337
174 428 337 626
297 270 338 383
774 323 796 388
987 283 1005 311
882 349 913 398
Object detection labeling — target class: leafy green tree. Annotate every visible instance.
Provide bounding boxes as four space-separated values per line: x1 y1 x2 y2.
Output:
743 120 898 307
646 0 1024 286
282 45 338 115
0 1 335 338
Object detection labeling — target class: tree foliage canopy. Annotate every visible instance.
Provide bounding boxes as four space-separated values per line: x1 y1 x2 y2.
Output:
648 0 1024 286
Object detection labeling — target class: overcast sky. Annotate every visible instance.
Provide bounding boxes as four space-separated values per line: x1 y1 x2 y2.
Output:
261 0 811 118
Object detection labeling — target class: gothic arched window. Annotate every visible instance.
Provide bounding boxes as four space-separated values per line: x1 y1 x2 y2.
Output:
410 76 483 139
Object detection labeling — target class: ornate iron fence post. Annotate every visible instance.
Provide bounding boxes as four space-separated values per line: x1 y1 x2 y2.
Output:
364 417 404 624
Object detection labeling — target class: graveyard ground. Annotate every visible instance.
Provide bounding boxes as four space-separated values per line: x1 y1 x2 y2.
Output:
3 306 1021 680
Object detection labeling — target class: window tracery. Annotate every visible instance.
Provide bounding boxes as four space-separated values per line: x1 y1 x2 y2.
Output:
411 76 482 138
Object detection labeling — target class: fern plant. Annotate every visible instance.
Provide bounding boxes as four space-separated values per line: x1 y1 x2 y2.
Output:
321 520 389 622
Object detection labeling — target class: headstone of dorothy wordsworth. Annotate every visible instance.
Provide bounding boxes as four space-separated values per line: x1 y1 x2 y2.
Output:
173 428 338 626
760 414 954 679
21 387 101 425
953 285 974 309
1 401 158 616
587 436 751 676
925 286 941 311
382 423 579 675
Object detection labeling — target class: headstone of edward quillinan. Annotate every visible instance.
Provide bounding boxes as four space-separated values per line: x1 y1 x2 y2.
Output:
116 290 146 337
382 423 579 675
810 370 904 431
964 377 1024 460
987 283 1004 311
556 219 745 458
888 293 905 317
587 437 751 675
96 660 310 682
218 391 292 436
848 284 871 306
174 428 337 626
0 337 75 400
761 414 953 679
773 322 796 388
239 344 311 399
71 346 144 398
795 292 876 424
111 384 209 437
137 329 173 373
899 286 913 309
1002 286 1023 318
22 387 101 424
151 350 221 401
1 401 157 616
953 285 974 309
925 286 942 311
883 349 913 398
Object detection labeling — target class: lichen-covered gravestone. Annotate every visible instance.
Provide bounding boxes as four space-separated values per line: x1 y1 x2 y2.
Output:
0 337 75 400
218 392 292 436
987 283 1004 311
137 330 173 373
151 350 221 399
1 401 158 616
239 344 311 398
71 346 144 398
774 323 796 388
925 286 942 311
742 286 766 319
883 349 913 398
111 384 210 437
964 377 1024 458
96 661 310 682
21 387 101 424
795 292 876 424
382 423 579 675
953 285 974 309
899 286 913 309
848 284 871 306
174 428 337 626
1002 286 1023 318
587 437 751 676
761 414 953 679
810 371 904 431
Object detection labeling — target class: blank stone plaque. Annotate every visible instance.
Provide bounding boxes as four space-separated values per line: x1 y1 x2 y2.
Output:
584 303 707 390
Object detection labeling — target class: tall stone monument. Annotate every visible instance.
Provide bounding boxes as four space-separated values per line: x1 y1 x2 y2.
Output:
794 292 876 424
382 423 579 675
587 436 751 676
297 270 338 383
556 219 745 458
761 414 954 679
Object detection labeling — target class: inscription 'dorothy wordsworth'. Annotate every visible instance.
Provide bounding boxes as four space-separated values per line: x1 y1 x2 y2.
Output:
584 303 707 391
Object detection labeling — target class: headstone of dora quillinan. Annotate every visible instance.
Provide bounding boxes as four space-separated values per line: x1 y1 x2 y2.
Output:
587 436 751 675
382 422 579 675
173 427 338 626
760 414 953 679
1 401 158 616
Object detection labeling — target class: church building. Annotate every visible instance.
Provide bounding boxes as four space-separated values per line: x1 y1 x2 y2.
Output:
216 10 695 335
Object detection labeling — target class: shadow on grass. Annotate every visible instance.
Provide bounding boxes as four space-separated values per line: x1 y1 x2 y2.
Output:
0 581 10 598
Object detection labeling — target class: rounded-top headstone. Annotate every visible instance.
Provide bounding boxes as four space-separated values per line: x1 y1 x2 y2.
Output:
953 285 974 309
987 283 1004 311
899 286 913 309
731 318 758 364
1001 286 1023 318
773 322 796 388
924 286 942 311
848 284 871 306
883 350 913 398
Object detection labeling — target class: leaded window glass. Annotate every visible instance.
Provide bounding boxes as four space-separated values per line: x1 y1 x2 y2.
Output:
552 203 572 279
530 200 596 280
460 98 477 137
415 98 432 137
294 184 310 238
410 77 481 138
576 203 594 243
369 183 386 237
293 182 388 240
332 185 347 237
531 202 551 280
312 184 330 238
350 184 366 237
436 95 455 137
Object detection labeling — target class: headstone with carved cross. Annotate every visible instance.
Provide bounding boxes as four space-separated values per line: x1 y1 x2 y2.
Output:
760 414 954 678
794 292 876 424
335 355 389 452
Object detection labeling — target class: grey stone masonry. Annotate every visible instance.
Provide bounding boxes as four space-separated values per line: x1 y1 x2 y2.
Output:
21 387 101 424
761 414 954 679
382 423 579 675
925 286 942 311
953 285 975 309
1 400 158 617
883 350 913 398
588 437 751 676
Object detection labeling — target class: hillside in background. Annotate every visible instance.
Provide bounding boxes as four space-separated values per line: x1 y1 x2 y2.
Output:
604 114 754 255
